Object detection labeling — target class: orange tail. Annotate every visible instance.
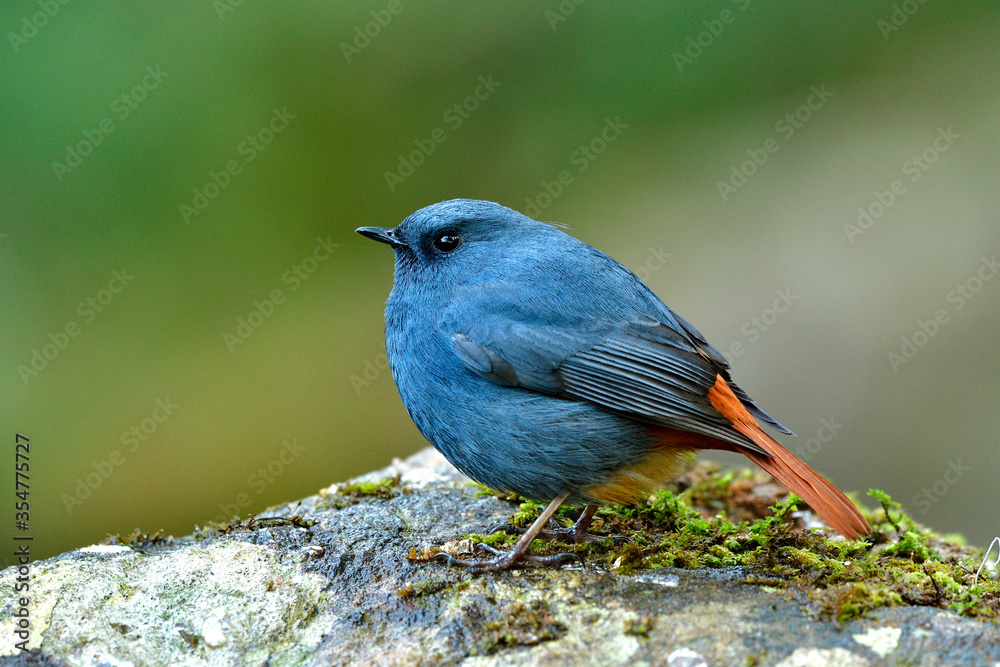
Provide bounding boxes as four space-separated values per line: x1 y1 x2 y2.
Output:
705 375 870 540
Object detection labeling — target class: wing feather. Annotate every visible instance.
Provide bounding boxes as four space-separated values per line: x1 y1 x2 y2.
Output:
442 286 790 449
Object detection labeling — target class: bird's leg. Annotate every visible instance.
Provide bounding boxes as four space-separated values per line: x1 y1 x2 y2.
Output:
431 492 581 573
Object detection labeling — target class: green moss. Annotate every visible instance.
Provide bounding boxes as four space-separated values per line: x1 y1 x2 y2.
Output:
466 531 518 549
469 482 522 502
882 530 937 563
330 475 404 509
475 464 1000 623
781 546 824 571
482 599 567 653
437 463 998 624
510 500 546 527
828 583 904 623
623 615 653 637
941 532 968 547
116 581 140 600
338 476 400 497
103 528 170 548
613 541 649 574
396 579 450 599
950 587 998 620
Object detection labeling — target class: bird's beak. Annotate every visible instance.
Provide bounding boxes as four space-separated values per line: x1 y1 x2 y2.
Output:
355 226 406 248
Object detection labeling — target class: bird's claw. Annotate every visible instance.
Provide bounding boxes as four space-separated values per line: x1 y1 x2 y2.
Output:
487 520 624 545
429 543 583 574
484 521 520 536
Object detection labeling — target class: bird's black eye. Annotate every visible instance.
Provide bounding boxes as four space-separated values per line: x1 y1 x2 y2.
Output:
432 232 462 253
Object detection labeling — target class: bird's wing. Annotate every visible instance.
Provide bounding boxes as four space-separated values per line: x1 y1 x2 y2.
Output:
442 292 791 453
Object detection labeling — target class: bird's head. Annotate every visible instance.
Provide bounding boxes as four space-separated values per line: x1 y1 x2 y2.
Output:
356 199 560 285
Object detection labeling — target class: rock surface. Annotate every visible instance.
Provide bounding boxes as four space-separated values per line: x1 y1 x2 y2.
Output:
2 447 999 666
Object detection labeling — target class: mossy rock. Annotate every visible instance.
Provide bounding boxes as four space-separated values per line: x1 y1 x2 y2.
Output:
2 448 998 666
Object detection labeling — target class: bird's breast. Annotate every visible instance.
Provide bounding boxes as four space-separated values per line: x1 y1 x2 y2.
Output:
383 293 659 502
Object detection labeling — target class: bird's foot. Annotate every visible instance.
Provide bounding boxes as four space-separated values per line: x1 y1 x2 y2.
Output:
537 524 631 545
487 523 628 545
430 541 582 574
487 504 630 545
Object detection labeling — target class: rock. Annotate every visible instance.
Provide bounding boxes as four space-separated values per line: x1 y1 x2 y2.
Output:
2 447 999 666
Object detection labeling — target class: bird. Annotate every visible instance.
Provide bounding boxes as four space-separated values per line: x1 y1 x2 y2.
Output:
357 199 870 572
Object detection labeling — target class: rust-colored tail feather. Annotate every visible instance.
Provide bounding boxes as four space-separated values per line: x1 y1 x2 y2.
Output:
704 375 870 540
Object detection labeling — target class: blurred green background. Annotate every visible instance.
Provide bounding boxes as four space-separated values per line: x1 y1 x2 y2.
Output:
2 1 998 566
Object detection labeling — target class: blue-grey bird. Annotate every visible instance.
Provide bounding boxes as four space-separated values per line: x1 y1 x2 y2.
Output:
357 199 869 572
